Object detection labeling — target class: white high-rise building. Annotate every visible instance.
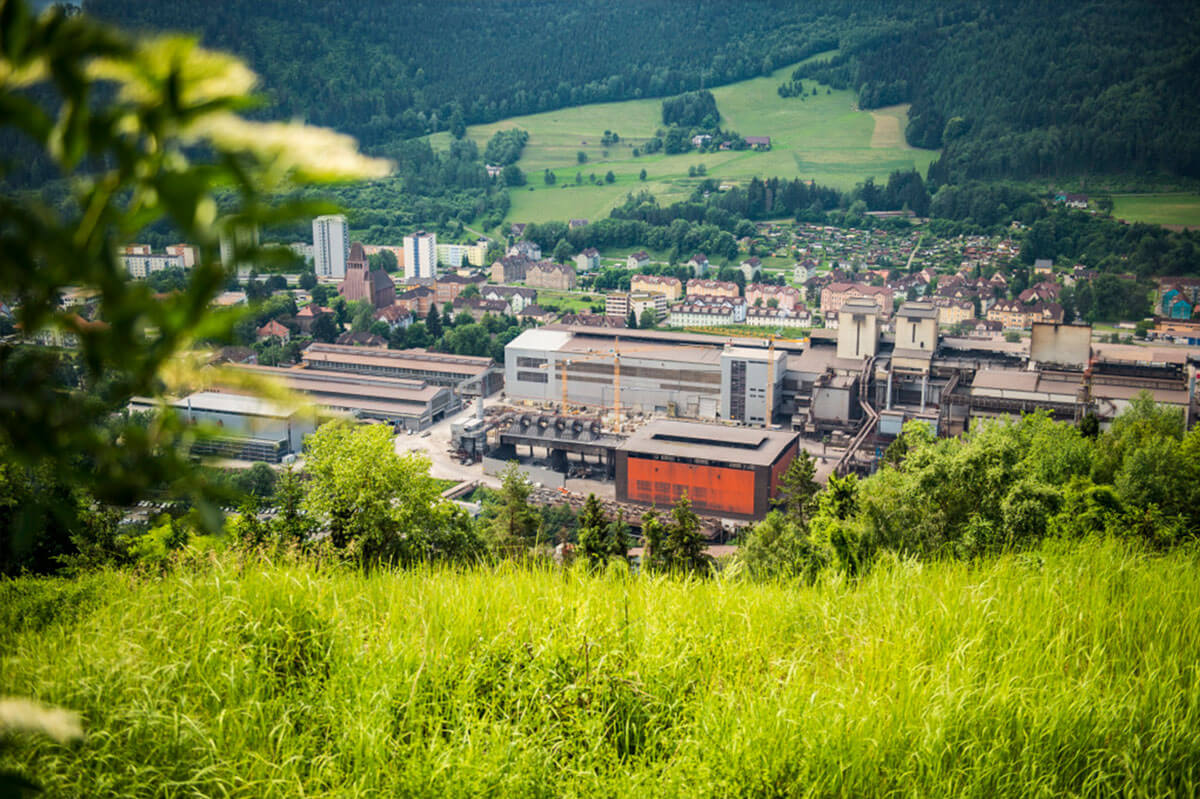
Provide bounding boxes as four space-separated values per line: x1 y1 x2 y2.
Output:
404 230 437 280
312 215 349 279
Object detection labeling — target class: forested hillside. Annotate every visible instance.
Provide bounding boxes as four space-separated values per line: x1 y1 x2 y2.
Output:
81 0 1200 184
791 1 1200 181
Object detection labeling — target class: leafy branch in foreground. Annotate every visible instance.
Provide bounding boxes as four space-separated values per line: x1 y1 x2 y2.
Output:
0 0 388 567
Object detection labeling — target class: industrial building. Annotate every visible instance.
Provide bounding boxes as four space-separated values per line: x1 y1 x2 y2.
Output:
616 420 799 520
131 392 315 462
504 311 1199 477
228 365 458 431
505 328 784 421
300 343 502 396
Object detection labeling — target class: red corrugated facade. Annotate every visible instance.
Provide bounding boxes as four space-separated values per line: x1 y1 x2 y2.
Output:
624 457 757 517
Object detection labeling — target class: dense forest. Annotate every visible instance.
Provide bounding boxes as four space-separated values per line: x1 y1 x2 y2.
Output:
791 1 1200 181
81 0 1200 187
84 0 843 148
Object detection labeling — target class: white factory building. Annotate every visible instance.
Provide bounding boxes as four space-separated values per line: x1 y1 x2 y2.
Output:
504 328 784 423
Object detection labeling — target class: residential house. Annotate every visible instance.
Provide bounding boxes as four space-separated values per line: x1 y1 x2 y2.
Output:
818 282 894 317
451 296 510 321
481 285 537 314
933 297 975 327
691 134 712 148
510 223 527 238
630 274 682 301
987 300 1064 329
605 292 667 322
686 278 739 299
739 256 762 282
574 247 600 272
372 305 413 331
744 306 811 328
568 219 589 230
744 136 771 150
1160 286 1195 320
686 254 710 276
559 312 627 328
517 304 556 324
525 261 577 291
335 331 387 347
395 286 435 317
1054 193 1088 209
434 273 487 305
626 251 651 270
294 304 333 334
1033 258 1054 276
490 255 531 284
507 240 542 260
256 319 291 342
745 283 801 311
668 296 747 327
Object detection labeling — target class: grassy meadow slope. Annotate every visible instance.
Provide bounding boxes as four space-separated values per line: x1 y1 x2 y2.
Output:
3 541 1199 797
432 57 938 226
1111 193 1200 230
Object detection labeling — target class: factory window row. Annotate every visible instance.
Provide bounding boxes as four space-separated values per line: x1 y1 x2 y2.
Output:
517 370 549 383
567 360 721 385
516 356 547 369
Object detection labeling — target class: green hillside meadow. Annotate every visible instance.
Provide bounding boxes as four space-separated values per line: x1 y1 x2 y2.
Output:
431 56 938 225
1110 193 1200 230
3 540 1199 797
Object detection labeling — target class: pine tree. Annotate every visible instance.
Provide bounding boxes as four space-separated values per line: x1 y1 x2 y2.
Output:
775 451 820 525
605 510 629 560
577 492 607 566
426 304 443 339
487 463 542 558
667 492 710 574
640 510 668 573
626 309 638 329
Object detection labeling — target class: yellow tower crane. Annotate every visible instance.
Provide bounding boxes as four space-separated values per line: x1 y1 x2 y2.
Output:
537 336 660 432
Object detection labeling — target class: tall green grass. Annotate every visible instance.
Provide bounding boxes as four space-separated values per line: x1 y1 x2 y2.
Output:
3 540 1200 797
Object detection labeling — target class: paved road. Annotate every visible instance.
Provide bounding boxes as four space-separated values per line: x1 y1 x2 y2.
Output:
393 402 500 489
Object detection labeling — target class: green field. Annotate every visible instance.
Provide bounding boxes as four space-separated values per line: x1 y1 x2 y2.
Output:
4 541 1199 796
431 55 938 226
1111 193 1200 229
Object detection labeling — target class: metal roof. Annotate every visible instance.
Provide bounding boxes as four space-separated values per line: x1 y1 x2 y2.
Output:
619 420 798 467
171 391 298 419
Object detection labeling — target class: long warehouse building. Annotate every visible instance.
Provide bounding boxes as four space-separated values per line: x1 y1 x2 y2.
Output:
505 328 785 423
227 364 459 431
301 343 503 396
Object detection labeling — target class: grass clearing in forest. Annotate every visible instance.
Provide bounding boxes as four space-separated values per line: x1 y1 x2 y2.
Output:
1110 192 1200 229
3 541 1200 797
431 55 938 226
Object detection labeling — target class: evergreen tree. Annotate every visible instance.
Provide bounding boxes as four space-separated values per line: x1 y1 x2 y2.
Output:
605 510 629 560
666 492 710 574
626 309 638 329
311 313 338 343
271 466 312 547
426 304 443 339
640 510 668 573
774 451 819 525
487 463 542 558
577 492 607 566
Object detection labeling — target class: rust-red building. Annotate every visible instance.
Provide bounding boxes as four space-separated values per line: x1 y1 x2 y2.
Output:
616 420 800 520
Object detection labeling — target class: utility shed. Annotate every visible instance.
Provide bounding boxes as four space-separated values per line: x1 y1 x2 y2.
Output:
616 420 799 521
